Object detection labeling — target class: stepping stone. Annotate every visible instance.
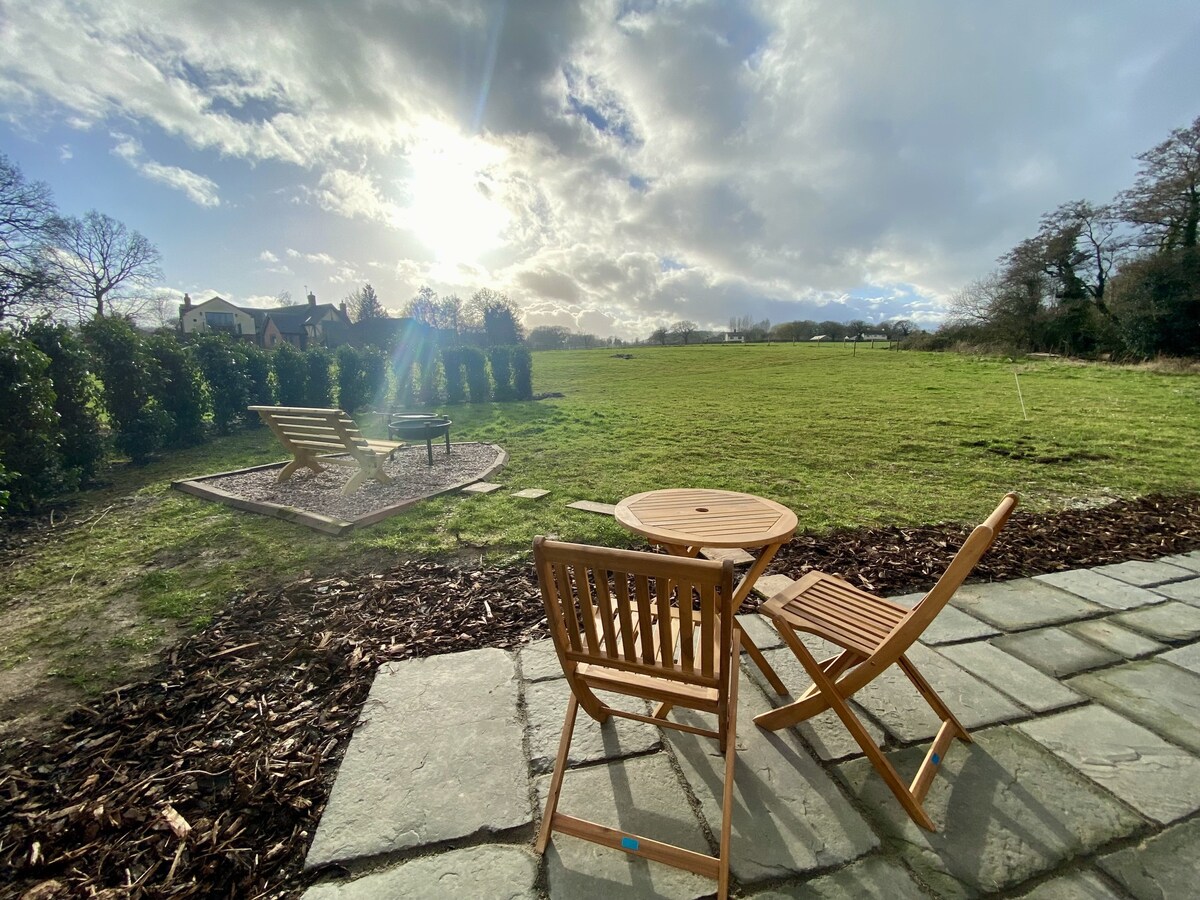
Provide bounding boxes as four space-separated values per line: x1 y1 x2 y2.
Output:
994 627 1120 678
1099 818 1200 900
748 644 887 761
665 677 877 886
889 591 1000 645
1017 705 1200 825
1113 601 1200 642
534 754 713 899
940 640 1082 714
699 546 755 565
1064 618 1165 659
836 726 1141 899
752 574 796 600
1150 577 1200 606
1161 642 1200 676
1015 869 1125 900
523 680 661 774
749 854 926 899
951 579 1102 631
1035 570 1164 610
302 845 538 900
1093 558 1196 587
462 481 502 494
849 643 1023 743
1070 659 1200 754
305 648 530 869
566 499 615 515
510 488 549 500
736 613 784 651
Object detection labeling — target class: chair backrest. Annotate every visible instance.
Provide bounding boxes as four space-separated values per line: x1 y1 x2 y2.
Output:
877 492 1018 663
250 405 375 460
533 537 737 694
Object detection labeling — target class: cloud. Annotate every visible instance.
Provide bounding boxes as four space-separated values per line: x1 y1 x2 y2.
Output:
110 134 220 207
257 250 278 263
302 168 398 223
285 248 337 266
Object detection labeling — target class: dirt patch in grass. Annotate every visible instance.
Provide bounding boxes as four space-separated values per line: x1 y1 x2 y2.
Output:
2 493 1199 899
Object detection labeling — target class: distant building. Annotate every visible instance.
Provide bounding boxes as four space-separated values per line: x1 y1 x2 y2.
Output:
180 291 352 349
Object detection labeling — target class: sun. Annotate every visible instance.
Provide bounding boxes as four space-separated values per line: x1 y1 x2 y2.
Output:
399 128 511 266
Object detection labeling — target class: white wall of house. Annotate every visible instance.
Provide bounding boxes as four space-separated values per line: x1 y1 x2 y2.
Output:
181 297 257 337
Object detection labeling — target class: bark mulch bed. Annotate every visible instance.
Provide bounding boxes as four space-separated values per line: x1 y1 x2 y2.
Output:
1 493 1198 899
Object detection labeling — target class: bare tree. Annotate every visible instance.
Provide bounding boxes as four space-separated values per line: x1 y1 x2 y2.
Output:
1036 200 1127 316
1120 115 1200 251
0 154 62 322
649 326 669 345
671 320 698 344
49 210 162 320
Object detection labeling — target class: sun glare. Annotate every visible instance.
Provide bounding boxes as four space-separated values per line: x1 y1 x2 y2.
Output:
399 129 510 266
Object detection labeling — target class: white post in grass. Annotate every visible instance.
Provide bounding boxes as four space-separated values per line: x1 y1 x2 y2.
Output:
1014 371 1028 421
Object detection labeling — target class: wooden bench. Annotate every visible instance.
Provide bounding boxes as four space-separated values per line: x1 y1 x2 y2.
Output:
249 406 405 496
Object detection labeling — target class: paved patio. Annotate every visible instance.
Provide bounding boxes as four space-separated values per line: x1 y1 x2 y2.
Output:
301 550 1200 899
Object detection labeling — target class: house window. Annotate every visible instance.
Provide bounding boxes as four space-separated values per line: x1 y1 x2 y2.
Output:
205 312 235 328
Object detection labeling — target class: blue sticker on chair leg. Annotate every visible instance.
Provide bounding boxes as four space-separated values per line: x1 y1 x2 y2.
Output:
621 836 640 851
931 753 940 765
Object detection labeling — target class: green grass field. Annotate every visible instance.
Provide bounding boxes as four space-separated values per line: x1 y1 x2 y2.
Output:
2 345 1198 712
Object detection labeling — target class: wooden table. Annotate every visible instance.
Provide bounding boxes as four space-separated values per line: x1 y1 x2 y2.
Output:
614 488 798 692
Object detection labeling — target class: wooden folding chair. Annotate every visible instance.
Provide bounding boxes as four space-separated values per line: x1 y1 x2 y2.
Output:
752 493 1019 831
533 537 740 899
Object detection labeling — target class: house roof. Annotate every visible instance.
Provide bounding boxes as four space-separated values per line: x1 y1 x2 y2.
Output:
245 303 348 336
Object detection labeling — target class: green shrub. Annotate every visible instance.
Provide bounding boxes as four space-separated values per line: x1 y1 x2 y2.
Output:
361 345 388 408
416 356 441 407
510 345 533 400
488 345 513 400
238 342 275 425
0 332 70 512
193 335 252 434
146 334 208 447
441 347 464 403
82 317 170 462
461 345 489 403
304 348 333 407
273 342 307 406
335 344 365 412
25 323 105 483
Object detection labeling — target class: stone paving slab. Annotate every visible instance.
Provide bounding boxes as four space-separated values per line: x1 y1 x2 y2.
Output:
1069 659 1200 754
1149 576 1200 606
518 639 564 683
1093 558 1196 587
1161 641 1200 675
849 643 1024 743
461 481 502 494
566 499 616 516
835 726 1142 899
736 613 784 651
699 546 755 565
1098 818 1200 900
1034 570 1164 610
939 640 1083 714
511 488 550 499
751 573 795 600
1014 869 1125 900
302 845 539 900
1112 600 1200 642
534 754 714 899
524 679 661 774
1063 618 1166 659
305 649 530 869
748 646 887 762
1161 550 1200 573
1017 704 1200 825
950 579 1102 631
890 591 1001 645
993 627 1121 678
748 855 927 899
665 679 878 886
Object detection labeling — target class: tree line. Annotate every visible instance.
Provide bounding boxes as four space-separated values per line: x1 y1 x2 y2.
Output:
942 115 1199 358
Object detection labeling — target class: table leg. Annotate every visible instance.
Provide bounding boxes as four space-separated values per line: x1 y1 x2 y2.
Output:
731 541 784 608
444 429 451 455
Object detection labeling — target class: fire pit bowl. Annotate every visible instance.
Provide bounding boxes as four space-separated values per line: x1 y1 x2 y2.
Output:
387 414 453 465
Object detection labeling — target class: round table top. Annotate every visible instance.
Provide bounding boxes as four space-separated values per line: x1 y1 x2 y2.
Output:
614 488 798 549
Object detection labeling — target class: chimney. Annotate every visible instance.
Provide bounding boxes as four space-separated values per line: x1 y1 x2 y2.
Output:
340 300 348 317
307 291 317 307
182 292 192 310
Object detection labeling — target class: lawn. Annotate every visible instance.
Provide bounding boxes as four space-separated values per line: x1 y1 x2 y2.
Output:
1 344 1198 727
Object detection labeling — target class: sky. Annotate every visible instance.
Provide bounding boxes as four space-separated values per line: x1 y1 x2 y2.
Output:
1 1 1197 339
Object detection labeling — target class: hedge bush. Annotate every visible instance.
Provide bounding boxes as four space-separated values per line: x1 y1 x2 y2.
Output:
510 345 533 400
461 345 489 403
25 323 105 483
0 332 70 512
304 348 333 407
147 334 208 447
193 335 252 434
487 345 513 401
82 317 170 463
273 342 307 406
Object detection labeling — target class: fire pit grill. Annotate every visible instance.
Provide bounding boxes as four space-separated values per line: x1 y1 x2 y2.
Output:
387 414 452 465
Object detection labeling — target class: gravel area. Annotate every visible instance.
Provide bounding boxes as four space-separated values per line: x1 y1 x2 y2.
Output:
200 442 505 521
